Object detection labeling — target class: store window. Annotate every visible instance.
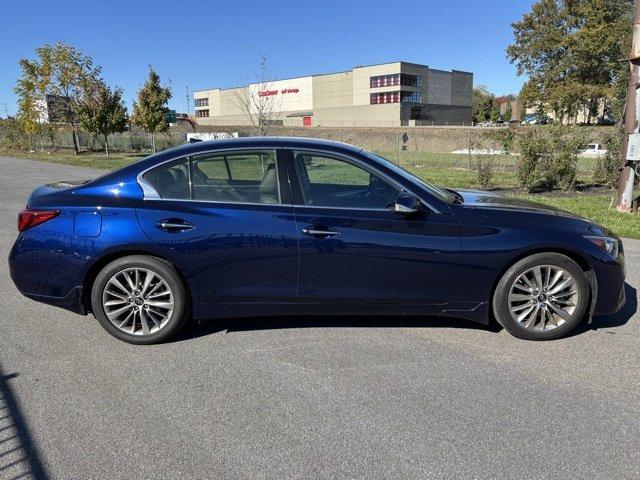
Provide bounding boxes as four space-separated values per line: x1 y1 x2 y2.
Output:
370 74 400 88
195 98 209 107
400 74 422 87
370 92 400 104
196 109 210 118
401 91 422 103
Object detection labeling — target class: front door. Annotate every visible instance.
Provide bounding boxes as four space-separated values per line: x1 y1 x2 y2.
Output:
287 150 460 305
135 149 298 305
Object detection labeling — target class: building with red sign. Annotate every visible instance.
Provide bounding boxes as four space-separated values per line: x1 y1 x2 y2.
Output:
193 61 472 127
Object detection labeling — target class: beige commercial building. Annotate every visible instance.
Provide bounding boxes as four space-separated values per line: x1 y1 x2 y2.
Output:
193 61 473 128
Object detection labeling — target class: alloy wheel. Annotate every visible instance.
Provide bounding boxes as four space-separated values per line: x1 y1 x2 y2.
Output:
101 268 174 336
508 265 579 332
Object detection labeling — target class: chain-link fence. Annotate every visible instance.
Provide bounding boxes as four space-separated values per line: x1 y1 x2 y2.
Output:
22 130 186 153
1 124 616 189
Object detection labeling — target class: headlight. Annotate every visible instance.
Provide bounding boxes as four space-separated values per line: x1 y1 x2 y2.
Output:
585 235 619 258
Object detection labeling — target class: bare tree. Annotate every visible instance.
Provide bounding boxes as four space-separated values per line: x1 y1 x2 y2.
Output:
232 55 282 136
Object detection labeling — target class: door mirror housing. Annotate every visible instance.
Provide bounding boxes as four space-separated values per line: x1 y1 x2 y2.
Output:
394 192 422 214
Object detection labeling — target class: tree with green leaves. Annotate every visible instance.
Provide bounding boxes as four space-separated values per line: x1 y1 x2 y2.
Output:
77 79 128 157
131 67 172 153
507 0 632 124
504 102 513 123
490 103 501 122
14 42 101 154
472 86 496 124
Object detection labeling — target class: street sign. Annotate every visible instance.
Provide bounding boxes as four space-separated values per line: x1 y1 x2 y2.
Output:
165 110 177 123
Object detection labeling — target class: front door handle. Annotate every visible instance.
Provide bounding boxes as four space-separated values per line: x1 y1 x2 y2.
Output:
302 227 340 238
156 219 195 233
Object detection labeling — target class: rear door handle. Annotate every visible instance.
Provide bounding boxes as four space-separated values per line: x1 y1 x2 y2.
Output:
302 227 340 238
156 219 195 232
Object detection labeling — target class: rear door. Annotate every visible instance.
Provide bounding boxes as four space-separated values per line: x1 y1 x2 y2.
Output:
286 149 460 305
135 148 299 305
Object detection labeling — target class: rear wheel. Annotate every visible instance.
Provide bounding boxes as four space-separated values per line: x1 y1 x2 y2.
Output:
91 255 188 344
492 253 589 340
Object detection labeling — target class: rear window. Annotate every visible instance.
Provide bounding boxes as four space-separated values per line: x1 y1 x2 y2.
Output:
142 158 190 200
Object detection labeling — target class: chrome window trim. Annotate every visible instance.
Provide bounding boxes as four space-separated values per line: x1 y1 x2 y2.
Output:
289 148 441 214
136 146 284 206
135 145 441 213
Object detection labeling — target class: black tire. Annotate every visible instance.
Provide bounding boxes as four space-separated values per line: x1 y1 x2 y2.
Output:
492 253 590 341
91 255 189 344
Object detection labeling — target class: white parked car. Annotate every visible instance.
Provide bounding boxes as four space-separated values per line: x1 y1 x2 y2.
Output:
579 143 608 157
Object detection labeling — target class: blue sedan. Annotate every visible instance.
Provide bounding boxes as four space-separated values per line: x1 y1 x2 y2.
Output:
9 137 626 344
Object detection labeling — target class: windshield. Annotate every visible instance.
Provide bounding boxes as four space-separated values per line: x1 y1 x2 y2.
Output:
363 151 457 204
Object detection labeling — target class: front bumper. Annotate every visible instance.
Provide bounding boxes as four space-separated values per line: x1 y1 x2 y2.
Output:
591 254 626 316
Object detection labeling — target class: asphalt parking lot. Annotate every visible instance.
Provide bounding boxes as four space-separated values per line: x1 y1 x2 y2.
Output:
0 155 638 479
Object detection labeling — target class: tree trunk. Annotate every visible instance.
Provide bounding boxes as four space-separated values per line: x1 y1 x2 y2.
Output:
104 134 109 157
71 123 80 155
151 133 156 154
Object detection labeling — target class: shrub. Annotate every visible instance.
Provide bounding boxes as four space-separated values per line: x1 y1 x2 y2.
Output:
547 126 584 191
593 127 623 187
476 156 495 188
515 126 584 191
516 128 551 190
0 118 32 150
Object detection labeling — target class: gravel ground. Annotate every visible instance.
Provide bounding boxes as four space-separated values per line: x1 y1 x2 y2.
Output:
0 156 638 480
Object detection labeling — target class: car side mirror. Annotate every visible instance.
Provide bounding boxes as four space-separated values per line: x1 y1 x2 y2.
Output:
394 192 422 214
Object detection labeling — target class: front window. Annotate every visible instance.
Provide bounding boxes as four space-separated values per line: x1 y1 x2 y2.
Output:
194 98 209 107
362 151 457 204
196 109 209 118
293 152 399 209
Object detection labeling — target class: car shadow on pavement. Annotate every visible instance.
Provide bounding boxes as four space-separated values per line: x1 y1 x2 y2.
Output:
174 282 637 343
0 365 49 480
173 313 503 343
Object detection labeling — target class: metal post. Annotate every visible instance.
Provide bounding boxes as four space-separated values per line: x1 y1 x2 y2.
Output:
617 1 640 212
468 129 472 170
396 131 400 165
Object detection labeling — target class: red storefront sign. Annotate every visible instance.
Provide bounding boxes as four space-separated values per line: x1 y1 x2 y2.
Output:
258 88 300 97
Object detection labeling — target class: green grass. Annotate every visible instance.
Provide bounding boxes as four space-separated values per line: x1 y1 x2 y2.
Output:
3 148 637 239
0 150 145 170
512 194 640 239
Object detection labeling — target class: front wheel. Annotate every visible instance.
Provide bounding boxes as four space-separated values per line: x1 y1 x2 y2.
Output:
91 255 189 344
493 253 590 340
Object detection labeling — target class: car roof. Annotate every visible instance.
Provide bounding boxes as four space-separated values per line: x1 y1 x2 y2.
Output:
165 136 360 158
92 136 372 191
116 136 363 174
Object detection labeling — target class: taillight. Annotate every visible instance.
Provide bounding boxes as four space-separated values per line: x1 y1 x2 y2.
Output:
17 209 60 232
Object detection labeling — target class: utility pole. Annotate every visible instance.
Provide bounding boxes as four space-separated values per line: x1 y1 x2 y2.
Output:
617 0 640 212
2 103 8 118
185 87 190 116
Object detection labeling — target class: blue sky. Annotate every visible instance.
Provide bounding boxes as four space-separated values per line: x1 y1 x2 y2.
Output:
0 0 535 116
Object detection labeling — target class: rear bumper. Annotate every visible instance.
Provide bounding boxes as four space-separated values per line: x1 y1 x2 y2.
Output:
9 238 87 315
20 286 86 315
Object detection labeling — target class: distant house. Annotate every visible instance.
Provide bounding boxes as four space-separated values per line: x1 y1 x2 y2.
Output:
496 96 521 122
36 94 71 124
